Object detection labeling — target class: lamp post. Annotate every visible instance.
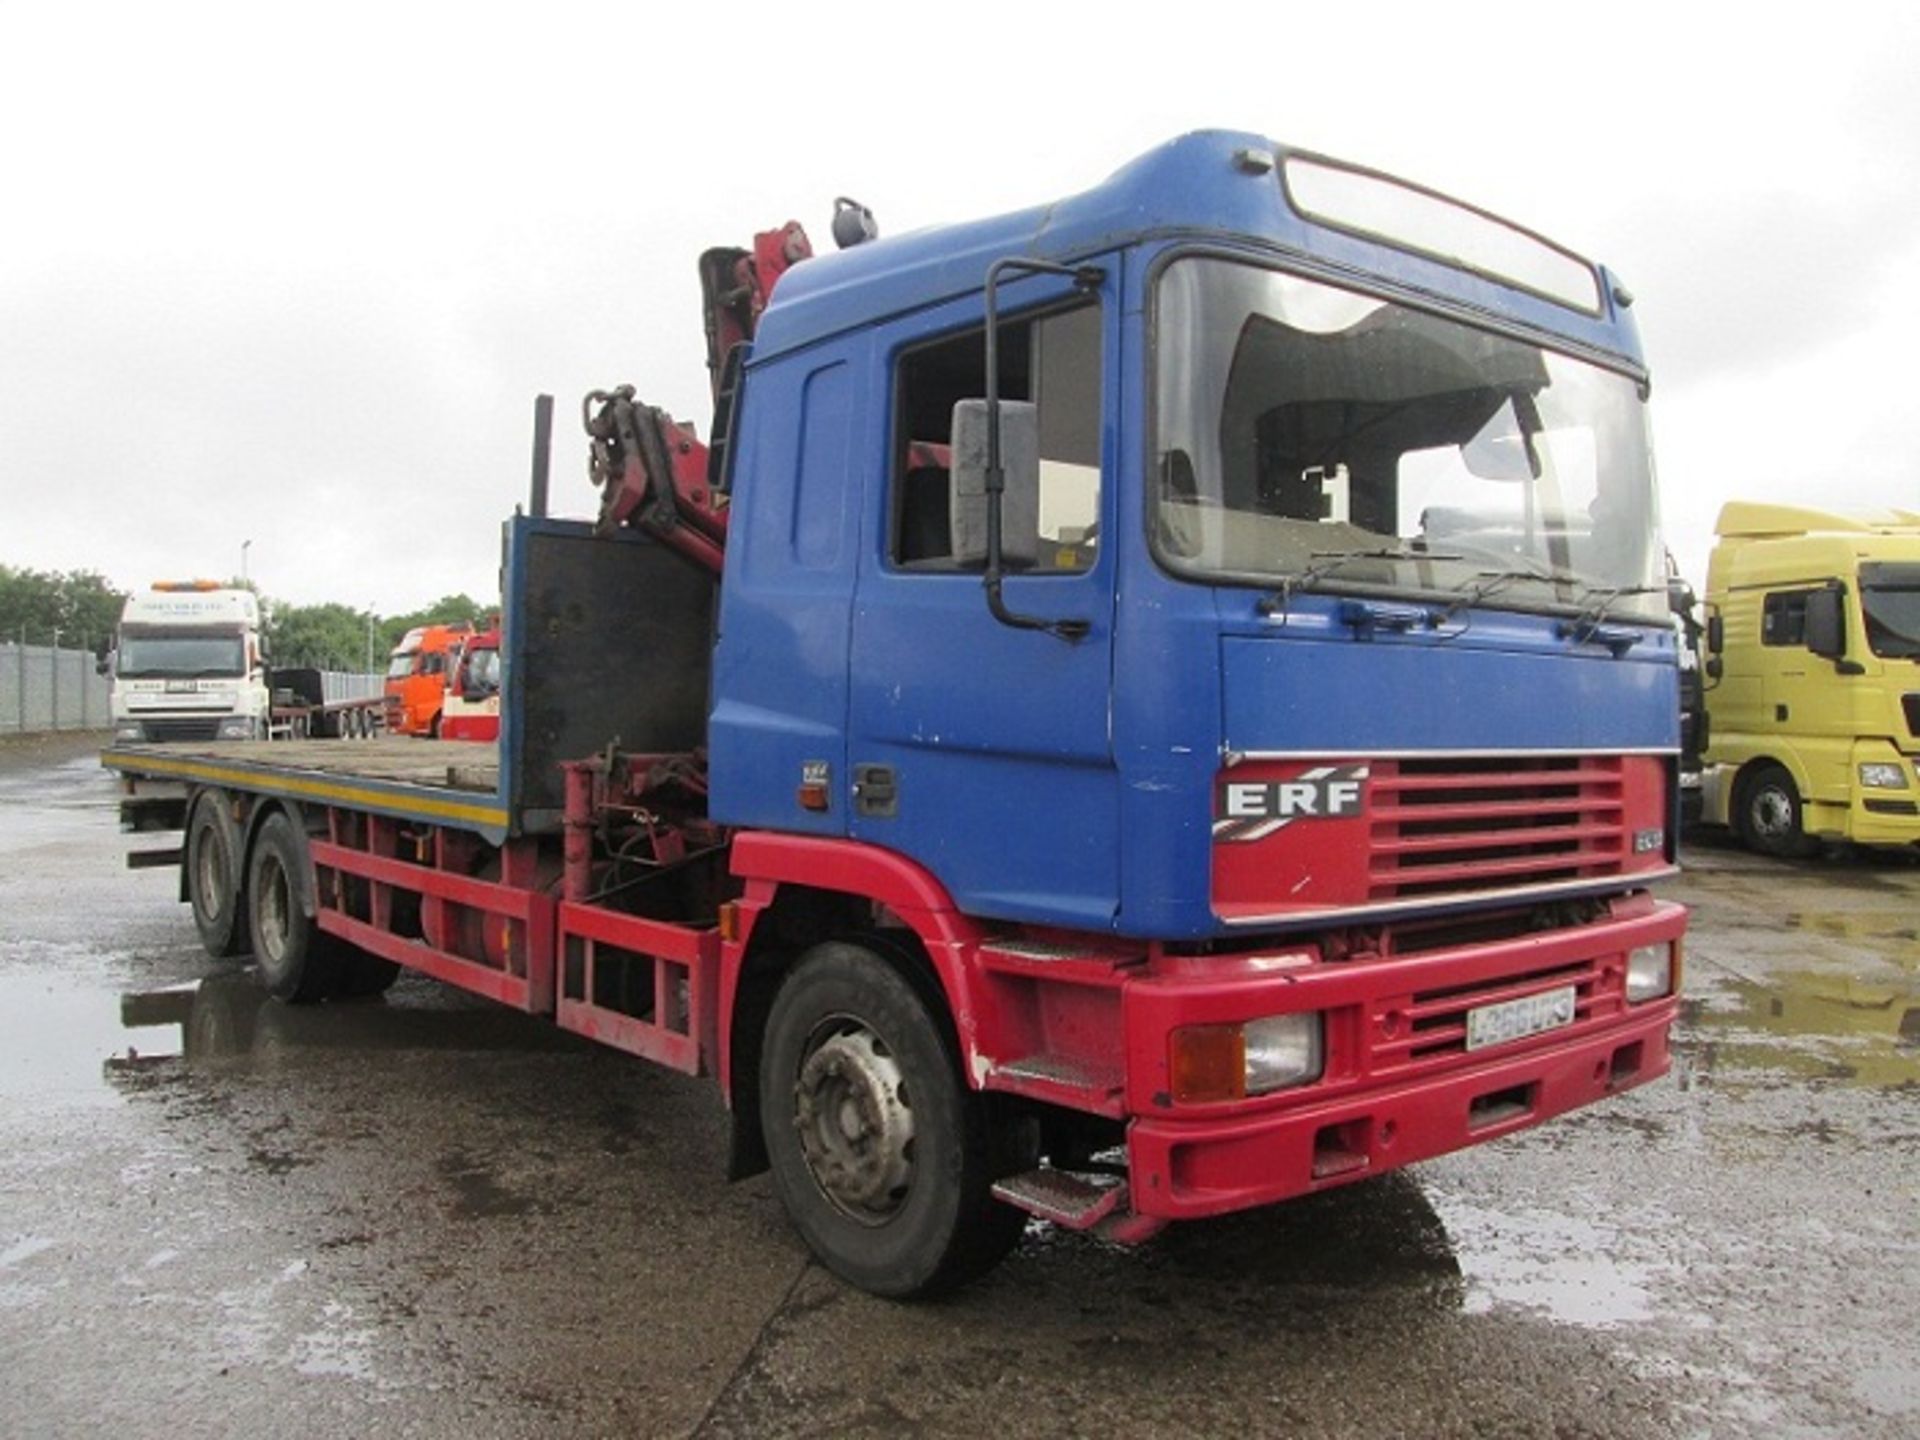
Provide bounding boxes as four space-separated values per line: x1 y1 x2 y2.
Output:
365 609 375 677
241 539 252 586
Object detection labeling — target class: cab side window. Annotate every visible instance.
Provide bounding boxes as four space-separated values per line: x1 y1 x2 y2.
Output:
1762 590 1812 647
891 304 1102 573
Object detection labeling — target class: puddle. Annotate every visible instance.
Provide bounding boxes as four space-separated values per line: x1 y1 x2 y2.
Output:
0 968 154 1111
1681 968 1920 1092
1779 907 1920 945
0 965 593 1109
1421 1193 1681 1329
0 748 120 818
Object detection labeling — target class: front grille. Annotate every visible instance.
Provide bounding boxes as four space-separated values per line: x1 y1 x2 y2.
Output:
140 717 222 742
1904 693 1919 737
1864 798 1919 816
1367 756 1628 901
1376 955 1607 1068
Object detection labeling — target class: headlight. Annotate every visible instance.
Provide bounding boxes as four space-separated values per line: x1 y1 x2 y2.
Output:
1244 1014 1324 1092
1625 943 1674 1003
114 722 144 741
1170 1013 1325 1102
1859 762 1909 790
216 717 255 740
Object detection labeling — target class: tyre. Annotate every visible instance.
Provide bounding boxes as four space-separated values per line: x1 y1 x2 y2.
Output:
334 952 402 999
759 942 1025 1298
1738 763 1816 859
186 791 249 958
246 812 345 1003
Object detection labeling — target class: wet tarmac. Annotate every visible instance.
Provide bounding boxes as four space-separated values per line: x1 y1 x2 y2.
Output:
3 731 1917 1437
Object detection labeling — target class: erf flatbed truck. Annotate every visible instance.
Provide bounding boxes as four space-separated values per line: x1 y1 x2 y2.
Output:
105 132 1687 1298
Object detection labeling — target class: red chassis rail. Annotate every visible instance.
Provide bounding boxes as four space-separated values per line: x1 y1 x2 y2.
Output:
304 801 1683 1234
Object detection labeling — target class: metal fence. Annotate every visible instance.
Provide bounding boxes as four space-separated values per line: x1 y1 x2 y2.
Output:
0 640 380 736
0 641 111 734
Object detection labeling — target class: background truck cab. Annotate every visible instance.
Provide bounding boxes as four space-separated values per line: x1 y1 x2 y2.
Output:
1700 502 1920 855
439 627 500 741
107 582 269 743
383 622 472 736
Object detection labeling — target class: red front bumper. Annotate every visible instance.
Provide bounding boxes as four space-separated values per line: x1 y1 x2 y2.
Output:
1120 898 1685 1221
1129 997 1673 1219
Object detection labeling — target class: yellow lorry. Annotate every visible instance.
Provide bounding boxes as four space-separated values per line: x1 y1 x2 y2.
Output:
1699 503 1920 856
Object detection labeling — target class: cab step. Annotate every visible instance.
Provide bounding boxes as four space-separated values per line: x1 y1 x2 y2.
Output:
992 1167 1125 1230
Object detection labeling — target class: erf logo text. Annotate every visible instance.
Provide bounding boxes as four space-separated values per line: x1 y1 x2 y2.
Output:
1213 764 1370 842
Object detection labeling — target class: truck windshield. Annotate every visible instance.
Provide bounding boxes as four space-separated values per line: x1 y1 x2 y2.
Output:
1861 566 1920 659
116 632 246 678
466 648 501 690
386 652 418 679
1153 257 1663 620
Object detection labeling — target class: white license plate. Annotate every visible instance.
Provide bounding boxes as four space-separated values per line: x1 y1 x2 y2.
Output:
1465 985 1577 1051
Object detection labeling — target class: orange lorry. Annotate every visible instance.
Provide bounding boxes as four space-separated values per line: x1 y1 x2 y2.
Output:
382 622 473 737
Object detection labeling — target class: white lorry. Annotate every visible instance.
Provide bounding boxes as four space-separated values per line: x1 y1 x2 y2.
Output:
105 581 383 746
107 582 272 743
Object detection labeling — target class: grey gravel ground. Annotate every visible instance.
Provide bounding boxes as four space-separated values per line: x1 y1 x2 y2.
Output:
2 732 1915 1438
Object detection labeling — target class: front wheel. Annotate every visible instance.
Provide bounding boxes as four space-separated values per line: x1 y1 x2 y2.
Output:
1739 763 1816 859
759 942 1024 1298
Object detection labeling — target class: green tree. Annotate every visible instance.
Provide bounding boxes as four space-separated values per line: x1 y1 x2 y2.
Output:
378 593 495 653
267 601 380 672
0 565 127 646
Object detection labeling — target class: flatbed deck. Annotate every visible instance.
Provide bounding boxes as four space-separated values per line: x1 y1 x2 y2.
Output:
103 738 509 838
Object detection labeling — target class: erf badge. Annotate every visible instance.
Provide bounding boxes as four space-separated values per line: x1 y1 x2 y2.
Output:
1214 764 1370 843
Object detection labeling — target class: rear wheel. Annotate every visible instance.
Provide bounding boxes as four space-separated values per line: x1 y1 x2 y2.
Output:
759 942 1025 1298
186 791 248 958
335 952 401 998
247 812 346 1003
1738 763 1816 859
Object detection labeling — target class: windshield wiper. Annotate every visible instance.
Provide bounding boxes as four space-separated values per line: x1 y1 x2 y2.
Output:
1556 582 1665 654
1256 546 1462 619
1434 564 1579 624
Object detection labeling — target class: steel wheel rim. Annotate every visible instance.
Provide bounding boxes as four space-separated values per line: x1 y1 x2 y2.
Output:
793 1018 916 1225
258 855 292 965
1751 787 1793 839
195 825 227 922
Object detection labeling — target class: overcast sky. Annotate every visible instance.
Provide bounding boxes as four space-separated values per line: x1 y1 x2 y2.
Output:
4 2 1917 618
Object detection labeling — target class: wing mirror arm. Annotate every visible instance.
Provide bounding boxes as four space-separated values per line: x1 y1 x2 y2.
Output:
978 255 1103 643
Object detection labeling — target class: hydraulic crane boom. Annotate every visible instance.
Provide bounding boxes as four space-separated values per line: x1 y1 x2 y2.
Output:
584 221 815 574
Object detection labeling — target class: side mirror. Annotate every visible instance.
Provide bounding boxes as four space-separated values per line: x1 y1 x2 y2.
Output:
950 398 1039 569
1705 656 1723 680
1805 586 1846 659
1705 613 1724 655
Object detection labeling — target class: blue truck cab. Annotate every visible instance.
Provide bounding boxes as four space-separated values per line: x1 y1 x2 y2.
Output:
711 130 1682 940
